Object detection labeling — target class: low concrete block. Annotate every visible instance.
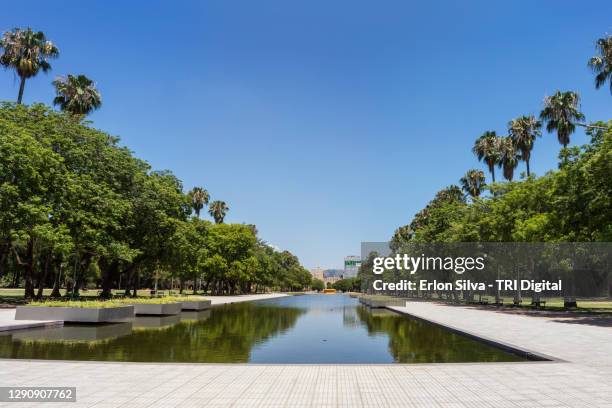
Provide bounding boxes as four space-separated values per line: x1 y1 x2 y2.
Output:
132 302 181 315
368 299 407 308
180 299 211 311
15 305 134 323
13 322 133 342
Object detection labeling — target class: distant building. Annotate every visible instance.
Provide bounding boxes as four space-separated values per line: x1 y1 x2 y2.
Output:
343 256 362 278
310 267 324 281
323 276 341 288
323 269 344 278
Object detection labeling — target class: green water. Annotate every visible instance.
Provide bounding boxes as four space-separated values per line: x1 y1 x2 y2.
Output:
0 295 527 363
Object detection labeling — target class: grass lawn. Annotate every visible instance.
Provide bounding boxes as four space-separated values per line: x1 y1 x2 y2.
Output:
360 294 409 301
437 294 612 313
0 288 206 306
25 299 127 308
359 292 612 314
25 296 196 308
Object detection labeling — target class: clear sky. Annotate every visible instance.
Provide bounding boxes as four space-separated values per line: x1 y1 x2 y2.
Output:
2 1 611 269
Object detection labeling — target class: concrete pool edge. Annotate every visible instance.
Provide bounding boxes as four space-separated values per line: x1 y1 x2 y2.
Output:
386 305 563 363
0 356 563 366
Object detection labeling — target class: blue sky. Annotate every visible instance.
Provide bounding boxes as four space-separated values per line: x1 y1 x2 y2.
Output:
2 1 611 269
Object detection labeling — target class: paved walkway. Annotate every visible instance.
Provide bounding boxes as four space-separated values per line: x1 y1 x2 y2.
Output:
208 293 288 306
0 309 62 332
0 300 611 407
388 301 612 367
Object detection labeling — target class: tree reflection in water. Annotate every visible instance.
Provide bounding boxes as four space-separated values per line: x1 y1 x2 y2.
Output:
0 303 305 363
355 306 523 363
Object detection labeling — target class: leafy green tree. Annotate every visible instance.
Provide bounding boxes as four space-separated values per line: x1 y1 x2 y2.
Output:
588 34 612 93
166 218 209 294
208 200 229 224
408 185 467 243
473 131 500 182
332 277 359 292
460 169 486 199
188 187 210 218
509 115 541 176
0 28 59 104
311 278 324 291
540 91 585 149
52 74 102 116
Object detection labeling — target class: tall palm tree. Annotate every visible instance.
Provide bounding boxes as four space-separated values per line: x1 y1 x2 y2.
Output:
539 91 585 149
588 34 612 93
497 137 519 181
188 187 210 218
0 28 59 104
53 74 102 115
509 115 541 177
460 169 486 199
472 131 500 182
208 200 229 224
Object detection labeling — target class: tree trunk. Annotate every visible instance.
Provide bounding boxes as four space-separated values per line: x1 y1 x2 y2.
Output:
122 264 135 296
132 270 139 297
24 240 35 300
17 76 26 104
100 259 117 299
0 243 8 280
50 260 62 298
35 254 51 300
491 166 496 183
526 159 530 177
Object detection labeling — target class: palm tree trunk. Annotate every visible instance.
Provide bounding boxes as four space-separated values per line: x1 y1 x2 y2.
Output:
526 159 530 177
17 76 26 104
490 166 496 183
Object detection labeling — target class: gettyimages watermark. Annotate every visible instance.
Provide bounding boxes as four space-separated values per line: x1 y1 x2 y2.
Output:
360 242 612 299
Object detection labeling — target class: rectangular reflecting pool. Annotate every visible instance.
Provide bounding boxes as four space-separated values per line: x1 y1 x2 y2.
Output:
0 295 529 363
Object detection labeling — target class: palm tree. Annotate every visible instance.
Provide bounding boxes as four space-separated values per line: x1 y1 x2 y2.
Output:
588 34 612 93
509 115 541 177
0 28 59 104
460 169 486 199
208 200 229 224
52 74 102 115
472 131 500 182
188 187 209 218
539 91 585 149
497 137 519 181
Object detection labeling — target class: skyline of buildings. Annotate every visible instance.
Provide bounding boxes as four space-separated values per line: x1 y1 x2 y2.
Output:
309 255 362 284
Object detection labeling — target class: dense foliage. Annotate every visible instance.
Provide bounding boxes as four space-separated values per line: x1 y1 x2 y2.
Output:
0 103 311 298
